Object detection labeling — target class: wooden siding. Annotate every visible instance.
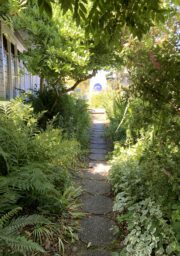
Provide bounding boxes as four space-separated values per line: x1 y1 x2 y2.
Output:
0 20 40 99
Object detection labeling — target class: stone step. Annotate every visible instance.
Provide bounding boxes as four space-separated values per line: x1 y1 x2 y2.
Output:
90 130 105 134
90 144 107 150
88 162 110 173
90 148 107 154
89 153 106 161
82 250 111 256
90 136 105 140
90 129 105 133
81 194 112 214
90 134 105 138
91 139 106 144
80 169 107 180
92 124 105 130
79 216 115 246
82 179 111 195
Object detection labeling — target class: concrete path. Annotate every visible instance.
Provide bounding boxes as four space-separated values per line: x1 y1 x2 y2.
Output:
72 109 115 256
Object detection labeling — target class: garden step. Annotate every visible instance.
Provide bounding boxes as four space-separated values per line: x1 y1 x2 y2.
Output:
90 144 107 150
82 179 111 195
82 250 111 256
89 153 106 161
80 169 107 180
90 134 105 139
79 216 115 246
90 148 107 154
91 138 106 144
90 130 105 134
81 194 112 214
91 123 105 130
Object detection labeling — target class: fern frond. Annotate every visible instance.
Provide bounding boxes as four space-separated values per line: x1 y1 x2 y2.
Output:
0 207 22 227
0 212 49 254
0 147 9 175
61 186 82 216
0 126 12 138
0 176 21 213
0 102 12 116
0 233 45 253
62 186 82 200
9 165 55 194
4 214 51 234
0 175 9 193
32 225 53 244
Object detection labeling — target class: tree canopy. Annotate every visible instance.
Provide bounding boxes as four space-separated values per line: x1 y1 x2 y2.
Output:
11 1 123 92
36 0 173 42
1 0 175 43
0 0 179 93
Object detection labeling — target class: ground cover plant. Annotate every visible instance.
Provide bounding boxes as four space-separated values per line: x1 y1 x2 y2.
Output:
0 98 85 255
106 29 180 256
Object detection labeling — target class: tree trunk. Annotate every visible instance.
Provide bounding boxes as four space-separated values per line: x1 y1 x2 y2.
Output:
63 70 97 93
40 76 45 93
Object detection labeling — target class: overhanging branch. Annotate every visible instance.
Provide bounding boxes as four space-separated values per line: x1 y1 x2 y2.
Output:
63 70 97 93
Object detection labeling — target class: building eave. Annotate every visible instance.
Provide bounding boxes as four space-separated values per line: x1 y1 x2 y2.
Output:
0 19 26 52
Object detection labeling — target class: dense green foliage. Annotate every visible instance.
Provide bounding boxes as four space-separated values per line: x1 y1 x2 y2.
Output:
0 0 171 95
11 1 122 93
0 98 86 255
89 89 115 108
0 0 170 44
0 0 179 255
106 31 180 255
28 89 91 148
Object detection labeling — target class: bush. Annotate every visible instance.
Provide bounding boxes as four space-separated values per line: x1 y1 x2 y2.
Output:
0 99 83 255
89 89 114 109
28 89 91 148
109 134 180 255
108 34 180 255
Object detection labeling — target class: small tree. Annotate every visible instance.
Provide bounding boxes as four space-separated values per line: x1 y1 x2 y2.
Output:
13 2 123 93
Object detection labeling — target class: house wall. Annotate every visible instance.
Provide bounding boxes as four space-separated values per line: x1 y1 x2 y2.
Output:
0 34 5 99
0 20 40 100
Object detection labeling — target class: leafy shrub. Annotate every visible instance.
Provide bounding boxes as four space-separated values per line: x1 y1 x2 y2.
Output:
33 127 81 170
0 208 49 255
108 34 180 255
89 89 114 109
118 199 177 256
109 135 180 255
0 99 83 255
28 89 91 148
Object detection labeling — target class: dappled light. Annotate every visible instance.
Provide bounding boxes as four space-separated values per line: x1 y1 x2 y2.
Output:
0 0 179 255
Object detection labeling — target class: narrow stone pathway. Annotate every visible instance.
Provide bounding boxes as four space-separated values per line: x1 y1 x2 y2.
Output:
74 109 115 256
